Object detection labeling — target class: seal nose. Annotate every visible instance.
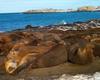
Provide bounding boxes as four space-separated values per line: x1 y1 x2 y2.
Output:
5 60 17 74
7 66 15 73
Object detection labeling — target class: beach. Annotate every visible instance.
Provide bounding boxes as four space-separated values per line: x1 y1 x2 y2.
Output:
0 19 100 80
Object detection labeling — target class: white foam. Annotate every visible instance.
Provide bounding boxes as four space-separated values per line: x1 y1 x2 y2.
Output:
55 72 100 80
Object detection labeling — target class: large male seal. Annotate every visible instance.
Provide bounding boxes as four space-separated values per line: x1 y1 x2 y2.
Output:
68 40 94 64
5 41 67 74
91 38 100 57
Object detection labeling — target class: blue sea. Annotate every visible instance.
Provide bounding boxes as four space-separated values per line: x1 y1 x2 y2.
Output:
0 11 100 31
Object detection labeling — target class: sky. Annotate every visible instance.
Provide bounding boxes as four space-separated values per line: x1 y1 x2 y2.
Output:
0 0 100 13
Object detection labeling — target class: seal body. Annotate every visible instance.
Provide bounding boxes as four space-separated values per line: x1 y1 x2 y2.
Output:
5 41 68 74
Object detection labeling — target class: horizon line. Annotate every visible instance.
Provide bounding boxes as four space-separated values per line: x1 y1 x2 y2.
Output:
0 5 100 13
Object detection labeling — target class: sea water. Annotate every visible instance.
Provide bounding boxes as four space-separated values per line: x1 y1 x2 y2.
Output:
0 11 100 31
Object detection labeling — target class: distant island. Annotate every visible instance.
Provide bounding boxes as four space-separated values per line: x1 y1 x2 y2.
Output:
23 8 67 14
77 6 100 11
23 6 100 14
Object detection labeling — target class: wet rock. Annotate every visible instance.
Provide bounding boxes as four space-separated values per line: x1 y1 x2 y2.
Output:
25 25 33 29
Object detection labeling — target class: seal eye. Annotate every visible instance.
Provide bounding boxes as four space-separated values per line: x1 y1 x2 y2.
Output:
14 48 19 51
11 48 19 55
12 60 16 63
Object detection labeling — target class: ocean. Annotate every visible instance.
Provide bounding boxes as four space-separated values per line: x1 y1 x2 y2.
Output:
0 11 100 31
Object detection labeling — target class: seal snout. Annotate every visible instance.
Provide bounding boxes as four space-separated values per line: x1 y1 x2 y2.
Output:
5 60 17 74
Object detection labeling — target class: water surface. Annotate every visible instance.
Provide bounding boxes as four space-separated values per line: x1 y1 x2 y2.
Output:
0 11 100 31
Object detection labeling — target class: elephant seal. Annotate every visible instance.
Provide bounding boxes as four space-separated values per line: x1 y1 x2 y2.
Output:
91 38 100 57
5 41 67 74
68 40 94 64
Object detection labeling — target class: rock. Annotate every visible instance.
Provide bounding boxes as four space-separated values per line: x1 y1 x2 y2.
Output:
55 74 94 80
25 25 33 29
78 6 96 11
93 72 100 80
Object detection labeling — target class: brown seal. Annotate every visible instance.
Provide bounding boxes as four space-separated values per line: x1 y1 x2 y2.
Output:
5 41 67 74
68 40 94 65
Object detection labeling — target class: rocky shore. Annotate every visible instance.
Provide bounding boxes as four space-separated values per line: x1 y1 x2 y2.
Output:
0 20 100 80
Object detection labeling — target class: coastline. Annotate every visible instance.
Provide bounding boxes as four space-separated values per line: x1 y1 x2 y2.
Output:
0 10 100 14
8 19 100 32
0 20 100 80
0 11 100 32
23 10 100 14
